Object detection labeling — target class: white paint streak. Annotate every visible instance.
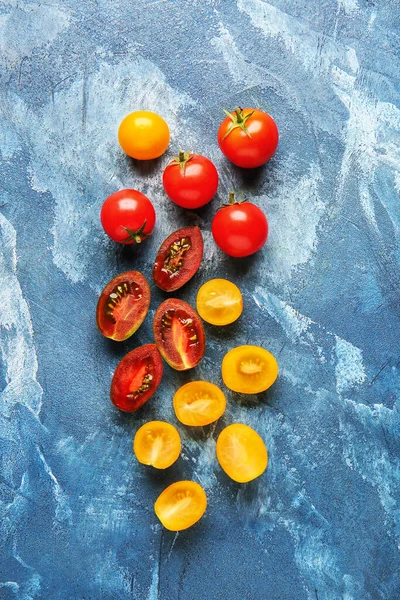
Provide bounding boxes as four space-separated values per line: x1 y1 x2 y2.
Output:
211 23 263 86
335 336 366 395
37 446 72 524
337 0 359 14
0 213 43 421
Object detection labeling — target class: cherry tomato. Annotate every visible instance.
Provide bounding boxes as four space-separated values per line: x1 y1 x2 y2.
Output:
154 481 207 531
118 110 170 160
216 424 268 483
222 345 278 394
153 226 203 292
196 278 243 326
101 189 156 245
218 107 278 168
96 271 150 341
212 192 268 257
110 344 163 412
133 421 181 469
153 298 205 371
162 151 219 209
173 381 226 426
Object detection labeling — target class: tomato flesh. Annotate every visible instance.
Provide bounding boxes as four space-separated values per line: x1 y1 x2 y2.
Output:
118 111 170 160
196 278 243 326
222 345 278 394
96 271 150 341
212 200 268 258
216 424 268 483
133 421 181 469
110 344 163 412
173 381 226 426
153 226 203 292
154 481 207 531
153 299 205 371
101 189 156 245
218 107 278 169
162 152 218 209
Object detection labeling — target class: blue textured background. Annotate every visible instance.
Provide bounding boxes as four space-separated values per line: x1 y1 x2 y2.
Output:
1 1 399 598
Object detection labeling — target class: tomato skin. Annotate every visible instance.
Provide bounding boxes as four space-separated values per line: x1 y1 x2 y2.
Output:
110 344 163 412
96 271 150 341
118 111 170 160
162 153 219 209
212 201 268 257
218 108 278 168
216 424 268 483
153 226 203 292
101 189 156 245
153 298 205 371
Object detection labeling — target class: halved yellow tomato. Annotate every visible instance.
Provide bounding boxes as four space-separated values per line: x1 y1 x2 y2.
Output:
196 278 243 326
173 381 226 426
154 481 207 531
216 423 268 483
133 421 181 469
222 345 278 394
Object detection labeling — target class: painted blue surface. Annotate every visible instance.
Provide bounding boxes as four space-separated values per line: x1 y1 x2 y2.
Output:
1 0 399 598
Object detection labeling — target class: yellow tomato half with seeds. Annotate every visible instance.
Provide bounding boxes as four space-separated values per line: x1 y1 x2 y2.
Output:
133 421 181 469
154 481 207 531
173 381 226 426
216 423 268 483
118 110 170 160
196 278 243 326
222 345 278 394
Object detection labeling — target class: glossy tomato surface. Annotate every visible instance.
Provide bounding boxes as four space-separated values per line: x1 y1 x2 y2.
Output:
110 344 163 412
154 481 207 531
173 381 226 426
196 278 243 325
96 271 150 341
212 198 268 257
222 345 278 394
162 151 218 209
118 111 170 160
153 226 203 291
218 107 278 168
216 424 268 483
133 421 181 469
101 189 156 245
153 298 205 371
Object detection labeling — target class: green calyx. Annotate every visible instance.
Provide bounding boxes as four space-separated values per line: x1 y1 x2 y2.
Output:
222 106 255 140
220 191 248 209
123 220 148 244
169 150 193 174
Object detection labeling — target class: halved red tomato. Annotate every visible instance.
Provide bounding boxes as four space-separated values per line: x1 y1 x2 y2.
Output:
153 299 205 371
110 344 163 412
152 226 203 292
96 271 150 341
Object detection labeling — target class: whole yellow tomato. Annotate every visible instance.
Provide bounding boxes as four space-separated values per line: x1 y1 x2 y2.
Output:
118 110 170 160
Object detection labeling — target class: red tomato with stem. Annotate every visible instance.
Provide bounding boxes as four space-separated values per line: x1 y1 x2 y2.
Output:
101 189 156 245
218 107 278 169
212 192 268 257
162 151 219 209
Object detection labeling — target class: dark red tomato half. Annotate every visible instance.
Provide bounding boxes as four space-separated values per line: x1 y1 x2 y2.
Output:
212 193 268 257
100 189 156 245
96 271 150 342
162 151 219 209
110 344 163 412
218 107 278 169
153 226 203 292
153 299 205 371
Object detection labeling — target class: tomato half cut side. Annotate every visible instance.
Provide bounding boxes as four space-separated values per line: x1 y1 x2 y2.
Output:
110 344 163 412
153 298 205 371
96 271 150 341
173 381 226 426
154 481 207 531
216 424 268 483
222 345 278 394
153 226 203 292
133 421 181 469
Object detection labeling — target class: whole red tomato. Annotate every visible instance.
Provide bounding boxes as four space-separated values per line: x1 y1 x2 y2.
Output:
163 151 218 209
218 107 278 168
101 189 156 244
212 192 268 257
